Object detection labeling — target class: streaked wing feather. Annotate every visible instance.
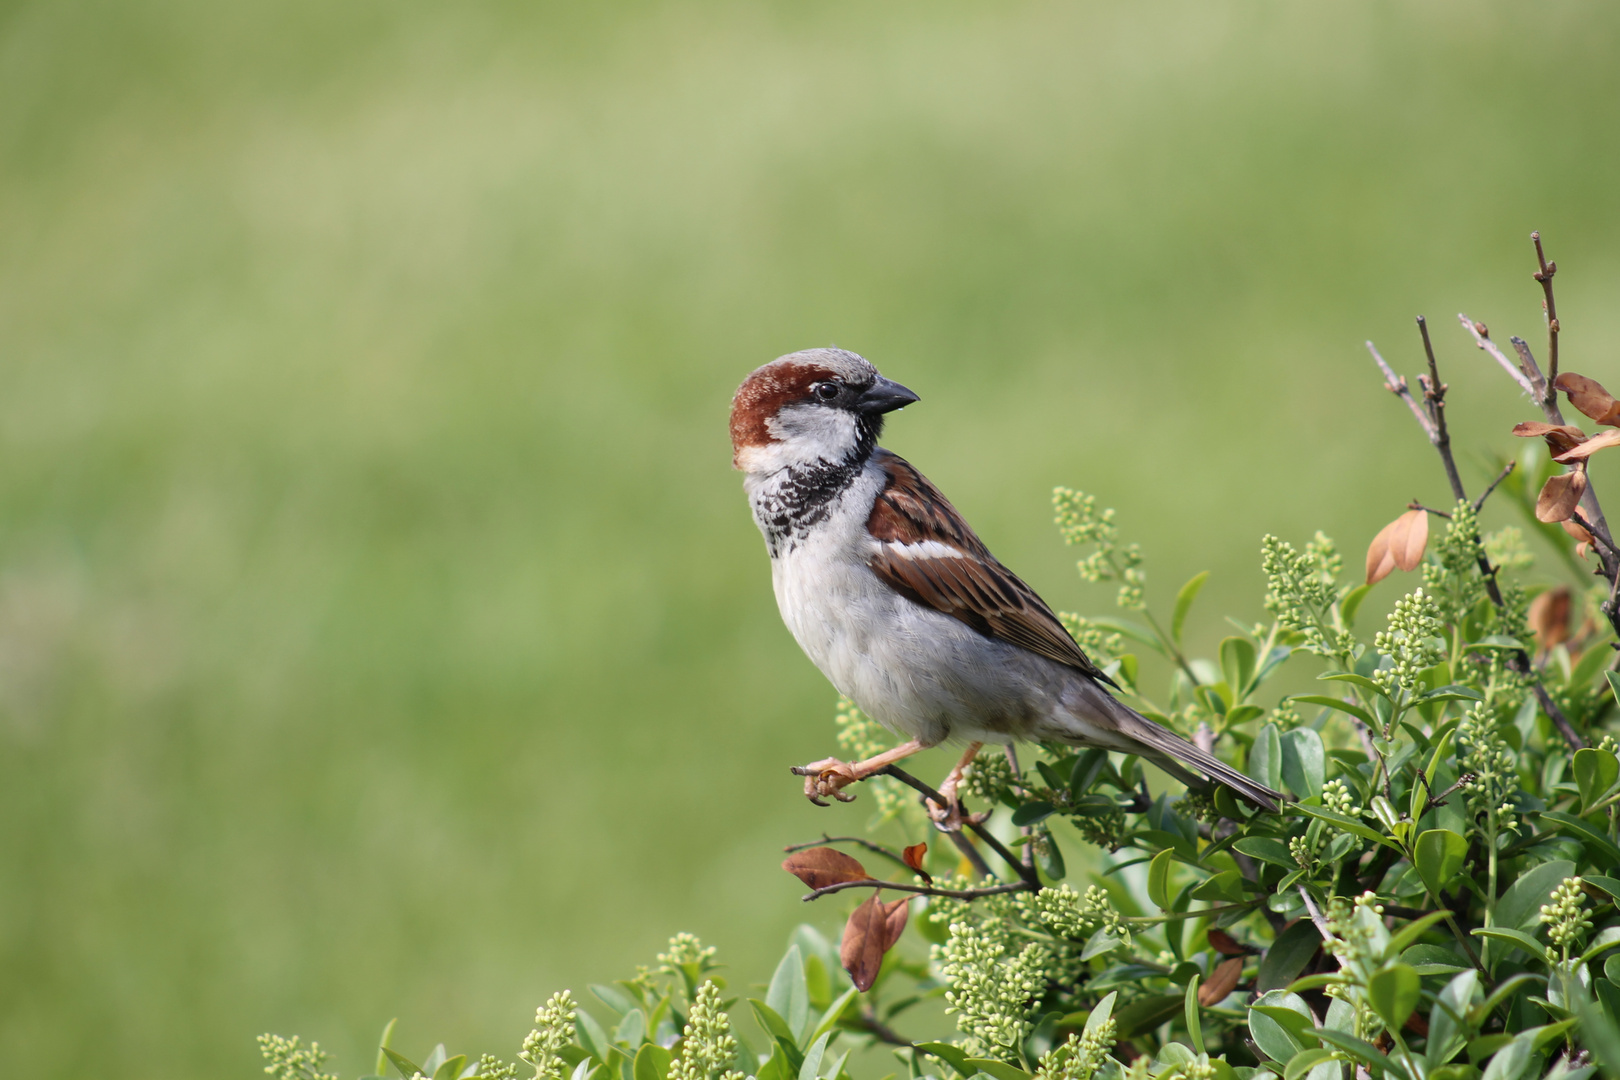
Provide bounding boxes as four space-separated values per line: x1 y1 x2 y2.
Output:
865 450 1116 687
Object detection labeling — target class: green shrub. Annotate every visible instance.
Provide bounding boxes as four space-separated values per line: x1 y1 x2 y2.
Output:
263 238 1620 1080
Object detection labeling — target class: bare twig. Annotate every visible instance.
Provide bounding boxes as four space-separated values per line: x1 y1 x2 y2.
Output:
1367 341 1438 438
784 835 914 871
1366 327 1588 750
1408 501 1453 519
1458 315 1536 396
878 765 1037 887
1298 887 1333 941
1472 462 1515 513
855 1005 912 1048
802 876 1032 902
1533 231 1560 387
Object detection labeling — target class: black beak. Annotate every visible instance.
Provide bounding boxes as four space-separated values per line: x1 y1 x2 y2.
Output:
854 376 920 416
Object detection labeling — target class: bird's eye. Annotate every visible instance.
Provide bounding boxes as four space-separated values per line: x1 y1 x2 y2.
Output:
814 381 841 401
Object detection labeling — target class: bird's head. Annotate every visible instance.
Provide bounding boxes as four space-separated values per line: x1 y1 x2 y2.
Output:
729 348 919 474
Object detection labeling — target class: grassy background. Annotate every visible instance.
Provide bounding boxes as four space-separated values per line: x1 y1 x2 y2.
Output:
2 1 1619 1076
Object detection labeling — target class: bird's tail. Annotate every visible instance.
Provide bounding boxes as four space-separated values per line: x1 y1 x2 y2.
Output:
1106 700 1285 813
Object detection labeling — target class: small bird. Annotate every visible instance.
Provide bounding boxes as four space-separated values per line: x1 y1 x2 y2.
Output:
730 347 1282 825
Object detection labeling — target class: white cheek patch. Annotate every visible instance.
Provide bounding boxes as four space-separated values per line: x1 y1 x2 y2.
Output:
767 403 861 464
882 540 963 561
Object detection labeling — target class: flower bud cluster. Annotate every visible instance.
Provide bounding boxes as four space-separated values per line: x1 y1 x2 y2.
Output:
1456 706 1516 820
520 990 578 1080
1033 884 1130 949
669 981 744 1080
935 917 1052 1062
1321 778 1359 817
833 697 907 819
1372 589 1443 699
1053 488 1144 609
257 1035 337 1080
1262 535 1352 659
1540 876 1593 959
1033 1017 1117 1080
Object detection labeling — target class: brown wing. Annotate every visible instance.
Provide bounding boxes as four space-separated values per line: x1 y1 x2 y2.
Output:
864 450 1117 687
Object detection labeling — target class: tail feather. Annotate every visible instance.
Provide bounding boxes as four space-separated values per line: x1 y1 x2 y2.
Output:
1110 706 1285 814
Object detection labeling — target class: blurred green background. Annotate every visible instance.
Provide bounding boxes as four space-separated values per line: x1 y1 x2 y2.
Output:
3 0 1619 1075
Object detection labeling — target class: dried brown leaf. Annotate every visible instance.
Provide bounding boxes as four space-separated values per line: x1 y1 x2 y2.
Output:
782 847 869 890
1554 428 1620 463
1207 929 1248 956
1529 586 1572 653
840 891 909 992
1367 509 1428 585
1198 956 1244 1007
901 842 932 885
1560 518 1596 561
1512 421 1589 454
1554 372 1620 426
1535 469 1588 523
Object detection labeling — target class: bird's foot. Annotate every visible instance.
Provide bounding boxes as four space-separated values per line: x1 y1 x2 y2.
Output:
791 757 860 806
925 785 990 833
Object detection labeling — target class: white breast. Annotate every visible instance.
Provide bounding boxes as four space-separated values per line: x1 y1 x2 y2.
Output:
755 458 1076 748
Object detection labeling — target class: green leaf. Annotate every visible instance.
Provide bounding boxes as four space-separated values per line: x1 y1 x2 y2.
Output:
1469 973 1547 1027
1284 1050 1338 1080
576 1011 613 1063
1234 836 1296 869
1280 728 1326 801
1427 969 1479 1069
1314 1029 1409 1080
375 1019 399 1077
1249 991 1318 1062
1417 685 1484 704
1172 571 1210 646
808 987 859 1047
385 1050 426 1080
798 1031 831 1080
1469 636 1527 652
1497 860 1576 931
1480 1030 1537 1080
634 1045 671 1080
1081 930 1123 960
767 946 810 1044
1011 801 1057 826
1085 993 1118 1037
1341 583 1374 628
1584 875 1620 903
1318 671 1391 700
1414 830 1468 898
962 1060 1033 1080
615 1008 647 1047
1251 724 1284 792
1185 976 1205 1055
916 1043 974 1077
750 1000 797 1046
1608 670 1620 708
1222 636 1258 699
1413 729 1459 822
1574 749 1620 813
1292 803 1404 852
1388 910 1458 957
1368 964 1421 1031
1471 928 1550 965
1538 811 1620 866
1290 695 1376 728
1258 919 1324 992
1190 870 1244 902
755 1045 791 1080
1114 994 1184 1039
1148 848 1175 909
593 985 640 1016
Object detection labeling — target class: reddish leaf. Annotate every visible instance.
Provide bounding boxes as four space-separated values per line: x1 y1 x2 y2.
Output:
1554 372 1620 427
1366 509 1428 585
1529 586 1572 653
1198 956 1244 1006
782 847 869 890
1512 421 1589 454
841 891 909 992
1535 468 1588 523
1207 929 1248 956
902 842 932 885
1554 428 1620 463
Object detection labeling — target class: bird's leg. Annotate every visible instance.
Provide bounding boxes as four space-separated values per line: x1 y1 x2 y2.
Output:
791 739 928 806
927 742 986 832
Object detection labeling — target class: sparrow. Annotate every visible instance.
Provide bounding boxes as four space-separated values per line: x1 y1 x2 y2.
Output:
730 347 1284 826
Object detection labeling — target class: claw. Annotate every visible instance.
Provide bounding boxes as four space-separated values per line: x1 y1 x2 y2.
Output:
791 759 860 806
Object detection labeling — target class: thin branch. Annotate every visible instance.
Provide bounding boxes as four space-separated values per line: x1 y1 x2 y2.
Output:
801 877 1032 902
1459 315 1537 396
854 1005 912 1048
1297 887 1333 941
1417 316 1468 500
1407 501 1453 519
1367 327 1588 750
1473 462 1515 513
1533 231 1560 387
878 765 1038 887
1367 341 1438 438
784 835 914 872
1124 902 1261 925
